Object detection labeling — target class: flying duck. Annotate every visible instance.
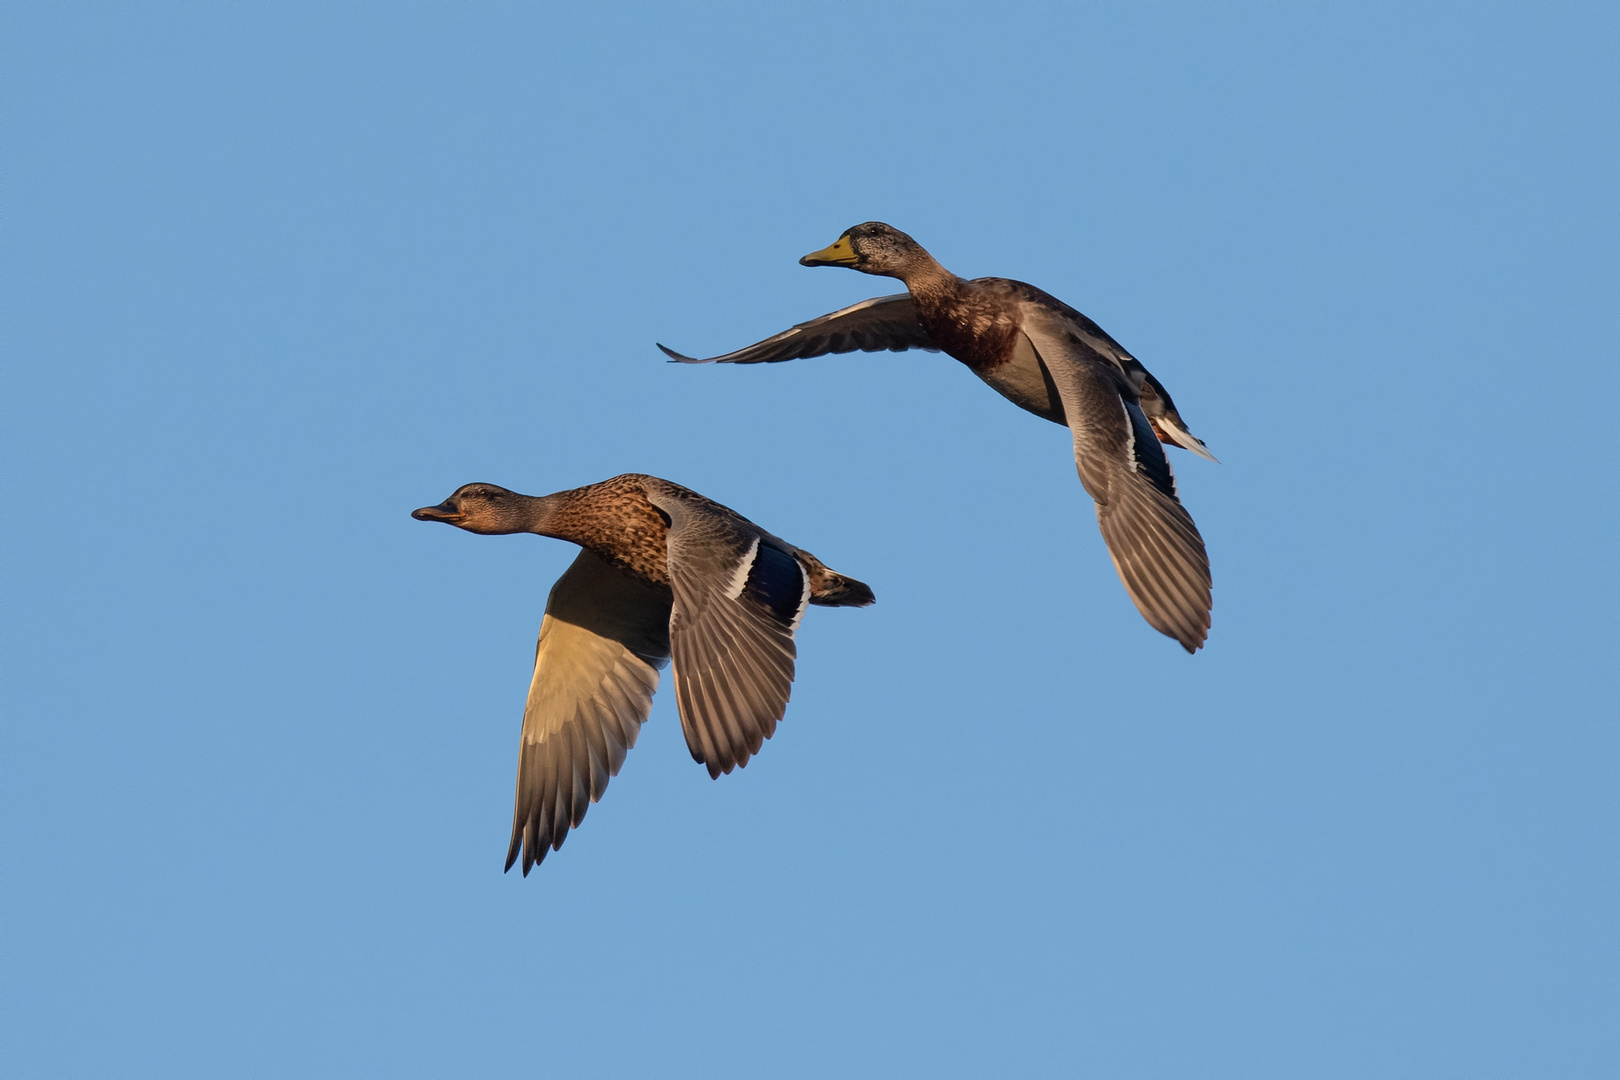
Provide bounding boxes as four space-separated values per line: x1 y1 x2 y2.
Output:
659 222 1213 652
412 474 874 873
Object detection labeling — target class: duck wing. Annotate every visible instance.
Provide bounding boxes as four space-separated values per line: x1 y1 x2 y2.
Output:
643 484 808 778
658 293 937 364
506 548 672 875
1020 314 1213 652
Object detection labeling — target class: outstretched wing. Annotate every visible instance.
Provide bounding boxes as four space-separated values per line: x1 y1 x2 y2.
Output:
1021 315 1213 653
643 485 808 778
658 293 937 365
507 549 673 875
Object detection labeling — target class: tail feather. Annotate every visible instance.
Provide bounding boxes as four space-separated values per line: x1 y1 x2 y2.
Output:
790 547 876 608
808 570 875 608
1153 415 1220 463
1137 371 1219 462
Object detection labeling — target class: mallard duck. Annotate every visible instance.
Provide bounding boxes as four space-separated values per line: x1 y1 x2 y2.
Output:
659 222 1213 652
412 474 874 873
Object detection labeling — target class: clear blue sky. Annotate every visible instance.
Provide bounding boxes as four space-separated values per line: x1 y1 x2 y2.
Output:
4 3 1614 1077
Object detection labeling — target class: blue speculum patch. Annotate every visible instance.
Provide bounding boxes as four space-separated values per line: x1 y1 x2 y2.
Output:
745 543 806 623
1126 401 1176 498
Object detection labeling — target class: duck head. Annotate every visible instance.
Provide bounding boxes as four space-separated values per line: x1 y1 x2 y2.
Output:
412 483 536 534
800 222 932 278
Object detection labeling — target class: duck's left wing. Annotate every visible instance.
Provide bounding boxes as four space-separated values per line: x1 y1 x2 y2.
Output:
506 549 672 875
643 486 806 778
1021 316 1213 653
658 293 937 365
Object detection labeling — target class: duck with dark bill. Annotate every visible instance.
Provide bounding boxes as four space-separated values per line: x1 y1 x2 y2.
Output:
412 473 873 874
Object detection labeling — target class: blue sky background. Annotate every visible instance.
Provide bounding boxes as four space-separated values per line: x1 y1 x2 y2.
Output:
4 3 1615 1077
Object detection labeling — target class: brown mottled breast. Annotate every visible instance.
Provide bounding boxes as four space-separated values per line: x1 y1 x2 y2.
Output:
541 475 672 585
910 279 1020 373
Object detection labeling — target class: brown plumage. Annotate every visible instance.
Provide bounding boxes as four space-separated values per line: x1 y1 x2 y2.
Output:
659 222 1215 651
412 474 873 874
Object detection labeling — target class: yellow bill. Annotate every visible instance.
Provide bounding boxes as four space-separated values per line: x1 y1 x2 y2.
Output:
799 236 858 267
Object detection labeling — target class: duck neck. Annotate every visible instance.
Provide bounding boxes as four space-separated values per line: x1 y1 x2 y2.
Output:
514 486 624 550
895 252 958 303
507 492 567 537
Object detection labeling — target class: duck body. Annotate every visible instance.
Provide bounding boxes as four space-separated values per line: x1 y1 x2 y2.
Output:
659 222 1214 652
412 473 872 874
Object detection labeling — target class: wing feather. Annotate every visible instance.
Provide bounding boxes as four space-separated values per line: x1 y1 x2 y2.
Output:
1020 320 1214 652
658 293 938 365
505 549 672 875
643 483 805 778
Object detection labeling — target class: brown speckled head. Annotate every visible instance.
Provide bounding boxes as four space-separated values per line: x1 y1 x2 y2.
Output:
800 222 942 281
412 483 540 535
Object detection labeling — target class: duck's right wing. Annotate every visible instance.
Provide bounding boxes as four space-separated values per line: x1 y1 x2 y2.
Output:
507 548 672 875
1021 314 1213 653
658 293 937 364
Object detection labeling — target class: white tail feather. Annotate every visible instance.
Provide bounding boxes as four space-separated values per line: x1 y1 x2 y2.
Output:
1158 417 1220 463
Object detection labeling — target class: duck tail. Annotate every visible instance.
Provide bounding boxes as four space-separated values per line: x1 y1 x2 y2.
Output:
810 570 875 607
1137 371 1219 462
794 550 875 607
1154 414 1220 463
